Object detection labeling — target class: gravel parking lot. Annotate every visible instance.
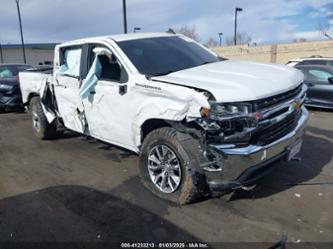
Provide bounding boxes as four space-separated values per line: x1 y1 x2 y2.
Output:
0 109 332 248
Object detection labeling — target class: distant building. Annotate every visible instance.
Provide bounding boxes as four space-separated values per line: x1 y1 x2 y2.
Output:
0 43 58 66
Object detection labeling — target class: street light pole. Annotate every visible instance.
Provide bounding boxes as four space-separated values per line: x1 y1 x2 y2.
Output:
15 0 26 63
122 0 128 34
0 42 3 63
234 7 243 45
218 32 223 47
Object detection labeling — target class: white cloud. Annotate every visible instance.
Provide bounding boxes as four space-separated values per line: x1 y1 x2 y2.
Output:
173 0 332 44
282 30 323 41
0 0 331 45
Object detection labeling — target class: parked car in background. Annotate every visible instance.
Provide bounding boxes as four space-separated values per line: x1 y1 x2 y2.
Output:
0 63 34 111
295 65 333 109
286 56 333 67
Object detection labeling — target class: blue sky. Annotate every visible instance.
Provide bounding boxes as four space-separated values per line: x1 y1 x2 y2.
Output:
0 0 332 45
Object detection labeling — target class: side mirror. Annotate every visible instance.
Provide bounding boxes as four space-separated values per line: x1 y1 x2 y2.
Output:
93 47 112 59
328 77 333 84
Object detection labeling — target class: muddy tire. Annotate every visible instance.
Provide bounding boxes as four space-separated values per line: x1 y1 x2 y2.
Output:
29 96 57 139
139 127 207 205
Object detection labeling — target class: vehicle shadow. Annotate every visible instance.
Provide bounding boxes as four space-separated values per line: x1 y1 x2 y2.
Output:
95 141 137 161
56 129 82 139
228 134 332 201
0 185 198 243
306 106 333 113
0 108 26 114
307 125 333 140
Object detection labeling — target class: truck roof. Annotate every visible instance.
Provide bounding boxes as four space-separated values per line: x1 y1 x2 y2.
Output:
58 32 176 48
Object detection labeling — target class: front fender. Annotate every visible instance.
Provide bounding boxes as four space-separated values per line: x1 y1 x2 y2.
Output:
131 81 209 146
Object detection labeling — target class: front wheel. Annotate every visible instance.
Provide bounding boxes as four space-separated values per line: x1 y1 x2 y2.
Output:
29 96 57 139
139 127 206 204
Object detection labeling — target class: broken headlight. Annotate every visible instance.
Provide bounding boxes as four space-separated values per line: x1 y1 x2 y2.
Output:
209 103 252 120
201 102 258 144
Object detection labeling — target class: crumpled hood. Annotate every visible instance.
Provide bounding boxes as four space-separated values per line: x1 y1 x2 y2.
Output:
151 60 304 102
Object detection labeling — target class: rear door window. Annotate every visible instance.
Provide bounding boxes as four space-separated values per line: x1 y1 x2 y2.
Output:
59 47 82 78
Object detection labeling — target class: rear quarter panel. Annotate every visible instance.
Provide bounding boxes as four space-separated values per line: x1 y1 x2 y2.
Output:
19 72 50 104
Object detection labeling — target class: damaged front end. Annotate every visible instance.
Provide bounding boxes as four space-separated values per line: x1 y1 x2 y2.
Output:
187 83 309 193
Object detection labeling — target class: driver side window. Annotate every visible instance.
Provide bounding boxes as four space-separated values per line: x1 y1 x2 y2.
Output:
89 45 128 83
99 54 121 81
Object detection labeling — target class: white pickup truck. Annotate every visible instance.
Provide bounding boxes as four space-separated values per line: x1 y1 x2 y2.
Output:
19 32 309 204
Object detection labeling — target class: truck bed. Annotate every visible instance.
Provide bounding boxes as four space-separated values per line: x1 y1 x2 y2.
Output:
19 68 53 105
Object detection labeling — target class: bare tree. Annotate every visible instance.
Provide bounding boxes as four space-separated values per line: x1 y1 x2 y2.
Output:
175 25 199 41
318 22 331 39
225 32 252 46
204 37 218 47
318 6 333 39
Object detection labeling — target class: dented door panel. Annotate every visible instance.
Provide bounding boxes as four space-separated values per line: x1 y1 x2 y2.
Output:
81 76 209 152
82 80 134 148
54 75 85 133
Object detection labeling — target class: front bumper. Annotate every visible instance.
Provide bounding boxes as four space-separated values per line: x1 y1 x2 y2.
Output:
206 106 309 192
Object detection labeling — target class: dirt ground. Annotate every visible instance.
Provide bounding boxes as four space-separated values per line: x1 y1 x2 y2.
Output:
0 109 332 248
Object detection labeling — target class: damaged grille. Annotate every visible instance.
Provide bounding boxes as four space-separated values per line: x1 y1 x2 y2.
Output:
251 110 301 146
254 84 303 111
249 84 304 146
202 84 304 147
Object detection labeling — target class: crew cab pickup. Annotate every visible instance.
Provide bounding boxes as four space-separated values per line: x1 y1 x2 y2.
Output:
19 33 309 204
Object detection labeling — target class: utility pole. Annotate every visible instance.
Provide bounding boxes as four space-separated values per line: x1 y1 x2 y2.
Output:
234 7 243 45
15 0 26 63
0 42 3 63
122 0 127 34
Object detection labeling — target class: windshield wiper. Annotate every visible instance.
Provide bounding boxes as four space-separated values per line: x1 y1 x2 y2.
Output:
147 70 179 79
198 61 212 66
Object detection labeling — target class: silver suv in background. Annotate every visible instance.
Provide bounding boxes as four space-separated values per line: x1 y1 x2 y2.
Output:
286 56 333 67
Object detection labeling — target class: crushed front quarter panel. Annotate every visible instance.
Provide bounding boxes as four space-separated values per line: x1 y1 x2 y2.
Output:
131 79 210 148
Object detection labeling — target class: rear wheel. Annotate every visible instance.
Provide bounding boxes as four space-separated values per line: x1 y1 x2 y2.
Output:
29 96 57 139
139 127 207 204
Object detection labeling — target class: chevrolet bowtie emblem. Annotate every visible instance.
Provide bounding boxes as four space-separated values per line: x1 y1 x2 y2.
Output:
290 98 302 111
